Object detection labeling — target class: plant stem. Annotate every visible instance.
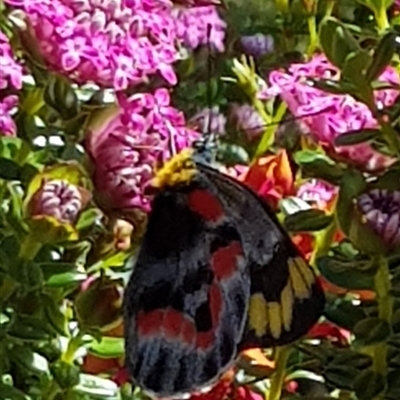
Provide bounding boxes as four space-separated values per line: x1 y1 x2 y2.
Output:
374 6 390 33
372 256 393 377
62 330 84 364
268 345 291 400
325 0 335 17
307 14 318 55
18 233 42 261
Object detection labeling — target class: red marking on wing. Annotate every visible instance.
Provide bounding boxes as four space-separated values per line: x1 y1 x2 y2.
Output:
136 284 224 351
187 189 224 222
212 241 243 280
195 283 223 349
137 310 164 337
163 309 185 337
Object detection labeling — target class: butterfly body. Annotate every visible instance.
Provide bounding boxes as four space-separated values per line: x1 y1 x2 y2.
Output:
124 149 324 398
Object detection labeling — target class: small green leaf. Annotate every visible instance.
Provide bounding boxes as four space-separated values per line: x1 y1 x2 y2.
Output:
317 256 376 290
294 150 345 184
353 370 385 400
43 295 69 336
323 364 358 390
334 129 381 146
366 31 397 82
325 298 369 331
76 208 102 231
341 50 372 87
353 317 391 345
46 271 87 288
319 18 361 69
88 337 124 358
284 209 333 232
0 383 27 400
0 158 21 180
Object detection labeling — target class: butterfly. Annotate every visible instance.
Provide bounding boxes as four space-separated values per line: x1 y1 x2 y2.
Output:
123 144 325 399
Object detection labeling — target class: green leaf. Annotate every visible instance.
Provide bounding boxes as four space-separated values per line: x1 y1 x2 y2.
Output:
317 256 376 290
324 298 369 330
284 209 333 232
7 314 54 342
294 150 345 184
217 142 249 165
341 50 372 87
75 374 119 398
10 345 49 375
0 383 27 400
76 208 103 232
46 271 87 288
319 17 361 69
336 169 366 234
44 74 79 119
50 360 80 389
353 317 391 345
0 158 21 180
366 31 397 82
330 350 372 370
334 129 381 146
88 337 124 358
43 295 69 336
323 364 357 390
353 370 385 400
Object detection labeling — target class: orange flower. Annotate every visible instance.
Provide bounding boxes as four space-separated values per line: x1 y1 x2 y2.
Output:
242 150 294 209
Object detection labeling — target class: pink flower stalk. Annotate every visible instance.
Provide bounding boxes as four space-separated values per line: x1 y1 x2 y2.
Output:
6 1 226 89
189 106 226 135
259 54 400 171
0 95 19 136
29 179 85 223
0 31 23 91
172 6 226 51
0 32 23 136
86 88 199 213
297 179 337 210
230 103 265 140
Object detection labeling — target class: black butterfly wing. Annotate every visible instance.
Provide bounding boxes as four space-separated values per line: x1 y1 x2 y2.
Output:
196 162 325 349
123 185 250 398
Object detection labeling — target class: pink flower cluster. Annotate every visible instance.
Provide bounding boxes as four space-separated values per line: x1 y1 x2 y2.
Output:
0 31 23 136
297 179 337 210
172 5 226 52
86 88 199 213
5 0 226 90
260 54 400 171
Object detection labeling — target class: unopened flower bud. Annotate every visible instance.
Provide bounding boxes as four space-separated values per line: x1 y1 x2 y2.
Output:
29 179 83 224
357 189 400 249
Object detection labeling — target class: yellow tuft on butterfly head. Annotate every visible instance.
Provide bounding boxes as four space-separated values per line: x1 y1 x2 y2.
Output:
151 148 198 190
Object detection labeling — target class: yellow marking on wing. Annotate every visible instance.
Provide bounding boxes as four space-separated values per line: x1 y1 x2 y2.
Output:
280 282 294 331
151 148 197 189
249 293 269 337
293 256 315 289
267 302 282 339
288 258 310 299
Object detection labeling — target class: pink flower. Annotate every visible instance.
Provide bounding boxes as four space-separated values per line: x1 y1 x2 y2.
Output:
86 88 199 214
0 32 23 136
0 95 19 136
260 54 400 171
297 179 337 210
172 6 226 51
189 106 226 135
230 103 265 140
6 1 226 89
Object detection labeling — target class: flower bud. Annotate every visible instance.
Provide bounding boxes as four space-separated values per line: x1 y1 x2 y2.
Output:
357 189 400 249
240 33 274 58
29 179 84 224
